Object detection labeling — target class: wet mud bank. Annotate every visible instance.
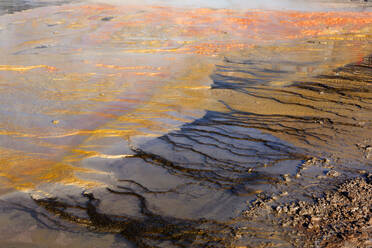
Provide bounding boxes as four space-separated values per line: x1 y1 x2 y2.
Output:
241 173 372 248
228 53 372 247
278 175 372 248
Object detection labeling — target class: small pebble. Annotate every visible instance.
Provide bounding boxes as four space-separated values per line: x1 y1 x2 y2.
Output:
326 170 341 177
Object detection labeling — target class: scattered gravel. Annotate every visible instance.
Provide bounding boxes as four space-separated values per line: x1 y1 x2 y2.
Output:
274 174 372 247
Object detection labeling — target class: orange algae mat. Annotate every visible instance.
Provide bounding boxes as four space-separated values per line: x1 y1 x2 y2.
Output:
55 4 372 54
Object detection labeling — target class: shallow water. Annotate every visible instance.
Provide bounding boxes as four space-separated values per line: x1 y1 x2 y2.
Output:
0 0 371 247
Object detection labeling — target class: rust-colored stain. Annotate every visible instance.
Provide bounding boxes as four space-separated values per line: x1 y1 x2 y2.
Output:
0 65 57 72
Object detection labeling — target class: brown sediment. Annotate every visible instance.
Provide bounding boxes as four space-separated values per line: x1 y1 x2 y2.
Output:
278 175 372 248
240 174 372 248
211 50 372 162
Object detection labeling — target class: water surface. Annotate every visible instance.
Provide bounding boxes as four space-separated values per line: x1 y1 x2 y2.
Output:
0 0 372 247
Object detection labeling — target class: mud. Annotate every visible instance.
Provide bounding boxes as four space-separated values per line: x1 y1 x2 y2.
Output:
240 174 372 248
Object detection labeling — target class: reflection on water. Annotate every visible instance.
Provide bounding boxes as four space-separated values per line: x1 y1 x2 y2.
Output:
0 1 372 247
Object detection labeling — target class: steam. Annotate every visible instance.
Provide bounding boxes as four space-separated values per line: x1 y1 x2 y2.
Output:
84 0 369 11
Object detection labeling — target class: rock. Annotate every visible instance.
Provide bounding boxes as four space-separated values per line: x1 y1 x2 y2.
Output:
101 16 114 21
280 191 288 196
282 174 291 182
326 170 341 177
270 176 372 247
